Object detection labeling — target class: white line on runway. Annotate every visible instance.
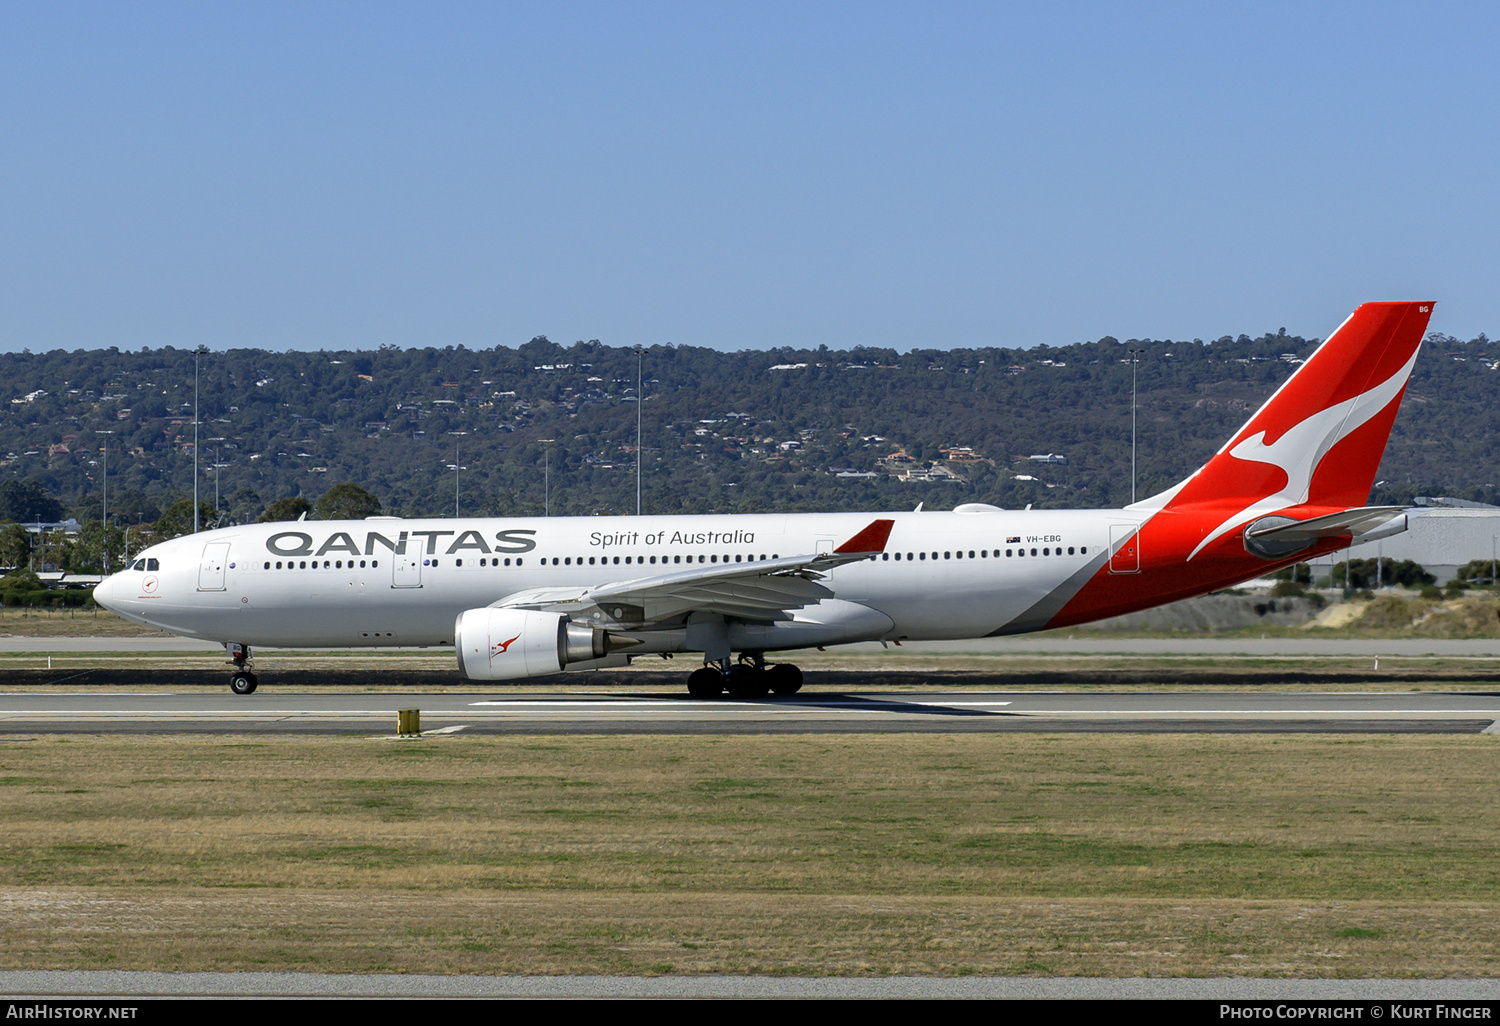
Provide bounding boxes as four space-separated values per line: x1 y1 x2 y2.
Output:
468 699 1018 707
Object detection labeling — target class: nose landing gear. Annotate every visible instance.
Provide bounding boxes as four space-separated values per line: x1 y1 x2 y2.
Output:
227 643 258 695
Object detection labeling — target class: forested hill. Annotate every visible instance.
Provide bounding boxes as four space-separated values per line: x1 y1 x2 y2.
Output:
2 328 1497 525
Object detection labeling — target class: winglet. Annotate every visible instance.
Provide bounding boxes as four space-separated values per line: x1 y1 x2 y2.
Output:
835 518 895 554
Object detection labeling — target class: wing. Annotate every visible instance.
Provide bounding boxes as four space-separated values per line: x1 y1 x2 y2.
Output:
492 518 894 627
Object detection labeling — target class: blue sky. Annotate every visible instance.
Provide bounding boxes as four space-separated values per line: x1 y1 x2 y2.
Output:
1 2 1494 352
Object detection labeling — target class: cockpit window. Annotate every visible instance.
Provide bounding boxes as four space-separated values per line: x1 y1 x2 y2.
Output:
146 558 159 571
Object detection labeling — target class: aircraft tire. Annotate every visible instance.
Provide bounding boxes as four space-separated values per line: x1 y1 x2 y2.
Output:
767 663 803 695
687 667 725 699
725 666 769 699
229 672 258 696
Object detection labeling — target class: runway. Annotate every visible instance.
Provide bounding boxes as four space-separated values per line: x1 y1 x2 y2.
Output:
9 635 1500 655
1 688 1496 734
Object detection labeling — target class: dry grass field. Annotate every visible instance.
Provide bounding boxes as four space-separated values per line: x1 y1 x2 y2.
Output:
0 732 1496 977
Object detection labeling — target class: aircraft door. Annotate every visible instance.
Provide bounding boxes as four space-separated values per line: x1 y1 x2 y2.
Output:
1108 524 1140 574
392 551 423 588
197 542 230 591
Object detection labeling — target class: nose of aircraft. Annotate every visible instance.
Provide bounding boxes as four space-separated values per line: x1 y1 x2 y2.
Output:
92 574 118 612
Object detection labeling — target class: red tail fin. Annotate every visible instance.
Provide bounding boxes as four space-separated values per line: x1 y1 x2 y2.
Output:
1146 302 1432 554
1036 302 1433 632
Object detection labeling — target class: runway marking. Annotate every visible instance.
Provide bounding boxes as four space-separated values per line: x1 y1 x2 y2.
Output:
470 700 682 707
467 699 1014 709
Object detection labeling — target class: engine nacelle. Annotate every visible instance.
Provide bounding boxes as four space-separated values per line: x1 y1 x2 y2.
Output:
454 607 611 681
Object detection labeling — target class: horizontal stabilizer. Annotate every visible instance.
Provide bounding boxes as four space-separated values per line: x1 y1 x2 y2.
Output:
1243 506 1407 559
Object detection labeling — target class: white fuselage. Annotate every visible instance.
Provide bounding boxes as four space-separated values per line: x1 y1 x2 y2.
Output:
93 508 1146 651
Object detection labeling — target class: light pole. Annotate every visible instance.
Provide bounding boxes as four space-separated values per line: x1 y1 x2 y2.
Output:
193 345 207 533
449 443 467 517
1129 347 1146 505
634 345 644 516
99 434 110 571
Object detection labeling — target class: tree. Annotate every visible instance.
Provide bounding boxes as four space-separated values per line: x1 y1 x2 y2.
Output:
1455 558 1500 585
315 483 382 520
67 520 125 573
154 498 220 540
0 524 30 569
1332 557 1435 590
0 480 63 524
259 496 312 523
223 488 263 525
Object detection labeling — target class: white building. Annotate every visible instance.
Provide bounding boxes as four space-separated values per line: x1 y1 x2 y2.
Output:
1327 507 1500 583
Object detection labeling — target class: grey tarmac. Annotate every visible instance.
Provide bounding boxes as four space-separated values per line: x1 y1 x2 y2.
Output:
0 688 1497 734
2 969 1499 999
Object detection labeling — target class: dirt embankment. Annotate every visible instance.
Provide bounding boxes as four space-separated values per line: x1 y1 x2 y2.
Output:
1078 593 1325 632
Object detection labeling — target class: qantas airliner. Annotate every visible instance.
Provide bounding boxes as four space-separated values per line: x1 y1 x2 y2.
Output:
93 302 1433 697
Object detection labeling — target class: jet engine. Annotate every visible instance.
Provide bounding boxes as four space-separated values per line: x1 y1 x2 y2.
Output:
454 607 613 680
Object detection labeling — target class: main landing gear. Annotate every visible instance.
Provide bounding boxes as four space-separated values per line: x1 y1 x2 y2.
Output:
686 655 803 699
227 643 258 695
